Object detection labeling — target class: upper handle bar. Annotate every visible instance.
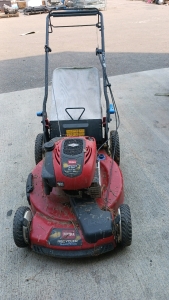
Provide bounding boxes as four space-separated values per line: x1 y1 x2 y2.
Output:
49 8 99 18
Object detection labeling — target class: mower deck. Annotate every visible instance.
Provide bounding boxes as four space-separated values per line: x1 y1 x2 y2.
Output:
27 150 124 258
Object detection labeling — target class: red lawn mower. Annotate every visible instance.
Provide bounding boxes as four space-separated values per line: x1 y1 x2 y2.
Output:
13 7 132 258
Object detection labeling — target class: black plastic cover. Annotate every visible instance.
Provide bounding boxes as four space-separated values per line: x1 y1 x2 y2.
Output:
61 138 85 178
50 119 103 142
42 151 56 193
70 197 113 243
26 173 33 205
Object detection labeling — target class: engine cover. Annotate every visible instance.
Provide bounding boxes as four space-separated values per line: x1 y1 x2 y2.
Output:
61 138 84 178
53 137 97 190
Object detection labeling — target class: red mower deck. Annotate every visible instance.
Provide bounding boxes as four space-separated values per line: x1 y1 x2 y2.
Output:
28 149 124 257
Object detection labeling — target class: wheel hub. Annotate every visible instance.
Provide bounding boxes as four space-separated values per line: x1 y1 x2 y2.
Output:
23 210 32 244
116 208 122 243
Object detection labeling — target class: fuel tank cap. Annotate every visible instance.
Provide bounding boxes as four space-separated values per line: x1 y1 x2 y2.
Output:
44 140 55 152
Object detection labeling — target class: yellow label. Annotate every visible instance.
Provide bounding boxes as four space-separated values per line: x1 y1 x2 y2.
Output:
66 129 85 137
50 231 61 239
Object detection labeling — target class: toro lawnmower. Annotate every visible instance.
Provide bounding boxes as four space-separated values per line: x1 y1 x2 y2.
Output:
13 7 132 258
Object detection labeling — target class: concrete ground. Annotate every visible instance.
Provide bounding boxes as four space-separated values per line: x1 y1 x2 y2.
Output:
0 0 169 299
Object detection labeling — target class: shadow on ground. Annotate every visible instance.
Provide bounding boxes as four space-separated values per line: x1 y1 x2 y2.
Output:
0 51 169 94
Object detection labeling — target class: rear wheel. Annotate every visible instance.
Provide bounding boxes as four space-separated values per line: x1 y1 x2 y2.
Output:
110 130 120 165
35 133 44 164
13 206 32 248
118 204 132 247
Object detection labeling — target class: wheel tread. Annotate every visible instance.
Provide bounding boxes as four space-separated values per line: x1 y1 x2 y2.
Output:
35 133 43 164
110 130 120 165
120 204 132 247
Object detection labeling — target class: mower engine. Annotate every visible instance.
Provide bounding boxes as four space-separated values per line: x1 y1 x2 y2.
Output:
42 136 101 198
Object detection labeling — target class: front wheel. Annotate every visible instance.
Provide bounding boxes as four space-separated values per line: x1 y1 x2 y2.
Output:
13 206 32 248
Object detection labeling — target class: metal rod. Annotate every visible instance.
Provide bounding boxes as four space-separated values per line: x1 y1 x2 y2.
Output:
52 24 97 28
43 14 50 114
98 11 110 139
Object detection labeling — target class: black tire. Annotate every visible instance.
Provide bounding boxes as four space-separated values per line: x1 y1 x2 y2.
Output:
119 204 132 247
110 130 120 165
13 206 31 248
35 133 44 164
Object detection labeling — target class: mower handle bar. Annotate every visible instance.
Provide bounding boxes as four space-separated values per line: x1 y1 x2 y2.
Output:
43 7 111 142
49 8 99 18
